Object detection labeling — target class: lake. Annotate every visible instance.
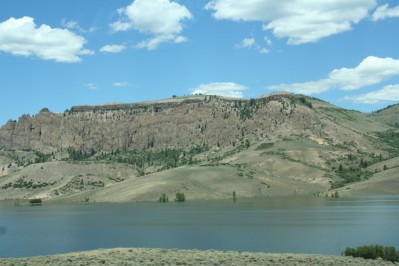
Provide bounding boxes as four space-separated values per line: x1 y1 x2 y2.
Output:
0 196 398 258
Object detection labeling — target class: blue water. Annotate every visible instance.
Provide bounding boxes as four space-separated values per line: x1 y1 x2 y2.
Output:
0 196 398 258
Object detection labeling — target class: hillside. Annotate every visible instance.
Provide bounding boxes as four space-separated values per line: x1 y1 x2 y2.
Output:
0 93 398 202
370 103 399 128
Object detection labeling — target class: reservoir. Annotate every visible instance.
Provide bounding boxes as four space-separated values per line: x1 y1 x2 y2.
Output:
0 196 398 258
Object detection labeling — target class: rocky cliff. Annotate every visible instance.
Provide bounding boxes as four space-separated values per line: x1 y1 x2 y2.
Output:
0 94 330 153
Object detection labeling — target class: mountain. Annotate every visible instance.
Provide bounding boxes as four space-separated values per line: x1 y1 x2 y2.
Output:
0 93 398 202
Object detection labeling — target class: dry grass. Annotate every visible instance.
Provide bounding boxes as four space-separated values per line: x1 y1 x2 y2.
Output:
1 248 396 266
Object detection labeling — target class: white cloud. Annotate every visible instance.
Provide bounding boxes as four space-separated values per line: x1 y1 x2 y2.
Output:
111 0 192 50
268 56 399 94
135 34 186 50
61 19 86 33
205 0 376 44
329 56 399 90
264 36 272 46
269 80 333 95
345 85 399 104
236 37 270 53
237 38 255 48
113 82 130 87
371 4 399 21
0 17 93 63
63 20 97 33
191 82 247 98
100 44 126 53
260 48 269 54
84 83 98 90
80 49 95 55
62 20 78 29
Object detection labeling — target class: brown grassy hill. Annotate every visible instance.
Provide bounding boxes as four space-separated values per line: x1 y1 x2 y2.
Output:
0 93 398 202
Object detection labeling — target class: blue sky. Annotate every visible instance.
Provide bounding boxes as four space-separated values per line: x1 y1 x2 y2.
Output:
1 0 399 126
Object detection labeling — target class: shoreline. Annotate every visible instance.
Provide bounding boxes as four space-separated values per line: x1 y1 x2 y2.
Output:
1 248 397 266
2 194 398 206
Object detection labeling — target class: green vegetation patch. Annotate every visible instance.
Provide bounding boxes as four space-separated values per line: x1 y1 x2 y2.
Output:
159 194 169 202
175 192 186 202
375 129 399 154
255 142 274 150
343 245 399 263
70 146 210 176
1 176 56 190
29 198 42 205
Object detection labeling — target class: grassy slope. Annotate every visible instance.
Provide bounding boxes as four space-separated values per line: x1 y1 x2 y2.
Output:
370 104 399 127
1 135 396 202
0 161 137 200
336 156 399 196
55 138 330 203
58 165 263 202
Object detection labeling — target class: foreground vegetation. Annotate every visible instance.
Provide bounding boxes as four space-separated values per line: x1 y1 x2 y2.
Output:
343 245 399 262
1 248 397 266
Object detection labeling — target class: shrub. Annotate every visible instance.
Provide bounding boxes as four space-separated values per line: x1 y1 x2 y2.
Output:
175 192 185 202
159 194 168 203
29 198 42 205
343 245 399 262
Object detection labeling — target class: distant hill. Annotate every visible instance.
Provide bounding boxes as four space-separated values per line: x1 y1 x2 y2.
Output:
0 93 398 202
371 103 399 128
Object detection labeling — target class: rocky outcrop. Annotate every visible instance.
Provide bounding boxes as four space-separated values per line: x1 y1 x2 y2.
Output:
0 94 357 153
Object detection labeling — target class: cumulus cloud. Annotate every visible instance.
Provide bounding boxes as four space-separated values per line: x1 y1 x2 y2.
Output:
111 0 192 50
113 82 130 87
0 16 93 63
345 85 399 104
191 82 247 98
268 56 399 94
329 57 399 90
205 0 376 44
371 4 399 21
100 44 126 53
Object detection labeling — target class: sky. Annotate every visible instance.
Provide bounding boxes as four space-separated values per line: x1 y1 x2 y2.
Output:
1 0 399 126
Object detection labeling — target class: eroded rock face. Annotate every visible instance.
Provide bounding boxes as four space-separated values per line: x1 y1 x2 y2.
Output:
0 95 328 153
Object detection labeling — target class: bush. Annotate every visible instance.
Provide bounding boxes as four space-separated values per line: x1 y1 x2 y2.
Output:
343 245 399 262
175 192 185 202
29 198 42 205
159 194 168 203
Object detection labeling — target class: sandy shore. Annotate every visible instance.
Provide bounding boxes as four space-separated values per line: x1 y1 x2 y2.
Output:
1 248 397 266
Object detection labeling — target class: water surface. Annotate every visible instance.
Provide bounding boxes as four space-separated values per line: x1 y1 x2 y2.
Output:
0 196 398 258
